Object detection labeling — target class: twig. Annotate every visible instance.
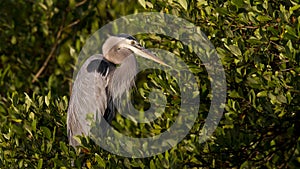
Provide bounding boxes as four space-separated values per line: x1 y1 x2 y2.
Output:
76 0 87 7
232 25 259 32
32 18 80 83
280 68 294 72
64 19 80 30
32 23 64 83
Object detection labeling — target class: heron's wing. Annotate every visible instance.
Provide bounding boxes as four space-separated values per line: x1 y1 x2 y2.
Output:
67 54 115 147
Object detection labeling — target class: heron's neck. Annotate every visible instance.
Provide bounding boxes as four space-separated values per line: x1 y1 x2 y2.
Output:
109 55 137 100
104 49 133 65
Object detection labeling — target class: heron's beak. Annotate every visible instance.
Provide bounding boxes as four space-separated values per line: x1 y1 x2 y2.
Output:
123 43 171 67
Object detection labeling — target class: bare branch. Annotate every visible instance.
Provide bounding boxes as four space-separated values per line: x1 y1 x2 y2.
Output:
32 24 64 83
32 17 80 83
76 0 88 7
64 19 80 30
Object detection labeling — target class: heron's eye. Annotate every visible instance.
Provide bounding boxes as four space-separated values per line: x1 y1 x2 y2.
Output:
131 41 135 45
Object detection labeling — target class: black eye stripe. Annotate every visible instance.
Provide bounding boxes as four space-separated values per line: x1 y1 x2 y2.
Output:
116 34 137 41
126 36 136 41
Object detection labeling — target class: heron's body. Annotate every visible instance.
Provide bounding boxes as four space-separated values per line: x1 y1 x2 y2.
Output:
67 34 168 147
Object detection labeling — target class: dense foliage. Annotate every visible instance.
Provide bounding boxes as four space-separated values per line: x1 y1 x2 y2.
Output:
1 0 299 168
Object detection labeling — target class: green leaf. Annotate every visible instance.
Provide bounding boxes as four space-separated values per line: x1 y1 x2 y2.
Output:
270 37 279 41
95 153 106 167
138 0 146 8
24 93 33 112
285 25 297 38
215 7 229 15
37 159 43 169
226 44 242 56
256 15 272 22
277 94 287 104
176 0 188 10
257 91 268 97
69 0 76 9
150 159 156 169
145 1 153 8
290 4 300 11
57 52 70 67
59 141 69 155
232 0 245 8
268 93 277 104
229 90 243 98
45 95 50 107
11 36 17 45
41 126 51 139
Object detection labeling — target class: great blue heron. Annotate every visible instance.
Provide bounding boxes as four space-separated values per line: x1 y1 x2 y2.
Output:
67 34 169 147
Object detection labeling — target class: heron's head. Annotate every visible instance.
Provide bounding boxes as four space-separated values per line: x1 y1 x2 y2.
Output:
102 34 169 66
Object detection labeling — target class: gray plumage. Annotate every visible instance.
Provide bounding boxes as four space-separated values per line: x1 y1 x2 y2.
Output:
67 34 169 147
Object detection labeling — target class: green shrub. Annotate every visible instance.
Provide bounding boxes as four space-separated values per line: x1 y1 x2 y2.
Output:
0 0 299 168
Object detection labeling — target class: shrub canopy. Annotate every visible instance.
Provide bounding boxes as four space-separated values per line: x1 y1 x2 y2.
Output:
0 0 299 168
